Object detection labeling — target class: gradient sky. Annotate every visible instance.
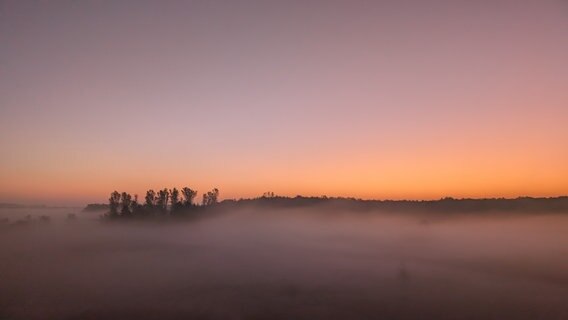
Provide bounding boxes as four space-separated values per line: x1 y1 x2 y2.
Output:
1 0 567 205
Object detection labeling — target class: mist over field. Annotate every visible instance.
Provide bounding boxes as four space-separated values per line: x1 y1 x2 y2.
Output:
2 0 568 319
1 206 567 320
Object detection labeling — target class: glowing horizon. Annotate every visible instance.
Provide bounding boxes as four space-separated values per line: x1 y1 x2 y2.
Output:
1 0 567 206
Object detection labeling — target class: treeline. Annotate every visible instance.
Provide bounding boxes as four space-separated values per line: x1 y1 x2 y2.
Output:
106 187 219 219
205 195 568 214
83 203 109 212
101 191 568 219
234 195 568 213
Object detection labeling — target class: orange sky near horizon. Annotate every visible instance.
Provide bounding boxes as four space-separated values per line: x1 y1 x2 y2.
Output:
2 128 567 205
1 0 567 205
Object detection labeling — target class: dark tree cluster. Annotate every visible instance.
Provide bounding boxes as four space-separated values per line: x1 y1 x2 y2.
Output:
106 187 217 219
202 188 219 206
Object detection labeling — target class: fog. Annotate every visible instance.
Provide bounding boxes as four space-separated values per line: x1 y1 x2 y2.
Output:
1 207 567 319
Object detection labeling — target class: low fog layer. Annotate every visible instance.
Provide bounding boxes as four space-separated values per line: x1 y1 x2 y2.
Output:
1 207 567 319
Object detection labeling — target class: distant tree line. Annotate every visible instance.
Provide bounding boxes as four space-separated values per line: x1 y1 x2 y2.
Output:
100 190 568 220
106 187 219 219
83 203 109 212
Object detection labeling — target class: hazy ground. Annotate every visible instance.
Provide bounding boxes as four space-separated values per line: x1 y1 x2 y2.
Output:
1 207 567 320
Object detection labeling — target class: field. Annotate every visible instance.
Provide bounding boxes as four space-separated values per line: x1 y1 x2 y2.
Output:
1 206 567 319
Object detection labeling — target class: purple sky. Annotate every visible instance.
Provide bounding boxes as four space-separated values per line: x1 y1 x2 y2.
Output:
1 0 567 205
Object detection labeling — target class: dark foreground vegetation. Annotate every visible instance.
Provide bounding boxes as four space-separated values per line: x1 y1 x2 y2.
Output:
95 187 568 220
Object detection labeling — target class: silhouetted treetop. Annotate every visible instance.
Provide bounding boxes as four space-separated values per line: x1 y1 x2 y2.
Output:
202 188 219 206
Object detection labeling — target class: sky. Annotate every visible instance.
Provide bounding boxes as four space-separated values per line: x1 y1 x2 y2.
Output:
1 0 567 205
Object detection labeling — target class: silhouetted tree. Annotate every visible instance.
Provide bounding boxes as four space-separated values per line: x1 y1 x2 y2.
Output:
157 188 170 213
212 188 219 203
182 187 198 207
170 188 182 213
202 188 219 206
120 192 132 216
145 189 156 210
130 194 142 215
262 191 275 198
170 188 179 206
108 191 121 217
